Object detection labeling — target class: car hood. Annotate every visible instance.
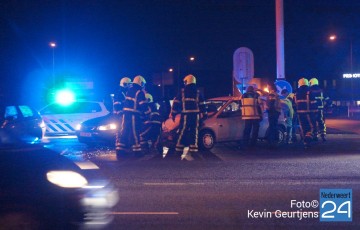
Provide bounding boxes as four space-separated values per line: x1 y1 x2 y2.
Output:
82 114 118 126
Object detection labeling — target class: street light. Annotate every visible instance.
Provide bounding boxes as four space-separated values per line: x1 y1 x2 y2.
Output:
329 34 354 100
49 42 56 86
176 56 196 90
329 34 353 73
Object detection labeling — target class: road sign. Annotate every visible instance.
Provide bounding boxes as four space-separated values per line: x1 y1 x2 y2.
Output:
274 80 292 99
233 47 254 83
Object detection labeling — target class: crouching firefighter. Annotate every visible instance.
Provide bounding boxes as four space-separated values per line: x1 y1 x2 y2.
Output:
140 93 162 154
171 74 207 160
116 75 149 158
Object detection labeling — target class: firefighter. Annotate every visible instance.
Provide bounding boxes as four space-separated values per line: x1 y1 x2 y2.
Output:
241 85 263 148
309 78 327 141
116 75 150 158
140 93 162 154
113 77 132 114
113 77 131 153
171 74 207 160
294 78 314 148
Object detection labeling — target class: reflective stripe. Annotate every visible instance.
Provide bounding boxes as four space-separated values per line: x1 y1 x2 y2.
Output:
125 97 136 102
123 108 141 114
182 110 200 113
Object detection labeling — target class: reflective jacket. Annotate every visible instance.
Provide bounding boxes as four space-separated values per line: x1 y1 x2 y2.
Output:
113 87 127 114
295 85 317 113
171 84 207 117
123 84 150 115
241 91 262 120
310 85 325 110
144 102 162 126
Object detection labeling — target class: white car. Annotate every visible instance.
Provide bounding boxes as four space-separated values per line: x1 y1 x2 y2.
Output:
40 101 110 135
198 96 286 150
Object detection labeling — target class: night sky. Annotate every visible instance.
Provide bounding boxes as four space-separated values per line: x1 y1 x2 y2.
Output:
1 0 360 107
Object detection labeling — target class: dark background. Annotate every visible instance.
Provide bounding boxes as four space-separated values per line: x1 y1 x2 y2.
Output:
1 0 360 108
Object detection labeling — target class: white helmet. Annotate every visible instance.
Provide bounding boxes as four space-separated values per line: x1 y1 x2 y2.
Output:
145 93 153 103
309 78 319 86
298 78 309 88
183 74 196 85
120 77 131 88
133 75 146 87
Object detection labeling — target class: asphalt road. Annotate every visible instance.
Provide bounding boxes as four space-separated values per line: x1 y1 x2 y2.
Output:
44 118 360 230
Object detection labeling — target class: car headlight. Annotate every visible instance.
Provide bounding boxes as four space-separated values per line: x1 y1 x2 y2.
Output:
46 171 88 188
75 124 82 130
98 123 117 131
39 120 46 129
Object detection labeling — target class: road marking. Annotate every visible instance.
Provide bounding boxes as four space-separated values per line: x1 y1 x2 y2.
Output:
144 182 205 186
109 212 179 215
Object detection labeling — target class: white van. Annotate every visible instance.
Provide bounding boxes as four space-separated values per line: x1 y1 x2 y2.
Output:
40 101 110 135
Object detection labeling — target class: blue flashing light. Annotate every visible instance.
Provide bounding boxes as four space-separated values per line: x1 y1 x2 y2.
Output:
55 89 76 106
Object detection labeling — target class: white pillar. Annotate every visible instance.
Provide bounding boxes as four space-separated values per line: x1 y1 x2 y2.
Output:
276 0 285 80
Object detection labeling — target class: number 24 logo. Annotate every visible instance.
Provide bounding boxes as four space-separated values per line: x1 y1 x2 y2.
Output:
321 201 351 219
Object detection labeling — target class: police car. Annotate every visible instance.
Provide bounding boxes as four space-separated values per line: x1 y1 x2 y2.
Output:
40 101 110 136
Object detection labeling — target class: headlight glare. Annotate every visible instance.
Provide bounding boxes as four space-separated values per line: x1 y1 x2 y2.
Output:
46 171 88 188
98 123 117 131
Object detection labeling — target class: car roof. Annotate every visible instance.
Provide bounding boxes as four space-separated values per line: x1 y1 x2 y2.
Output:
40 100 105 109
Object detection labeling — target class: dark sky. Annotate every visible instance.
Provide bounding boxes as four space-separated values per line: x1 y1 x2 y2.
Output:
1 0 360 105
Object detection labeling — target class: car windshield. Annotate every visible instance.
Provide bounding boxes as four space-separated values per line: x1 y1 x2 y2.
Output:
206 100 228 117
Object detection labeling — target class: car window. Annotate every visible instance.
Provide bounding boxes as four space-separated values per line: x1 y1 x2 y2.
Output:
219 100 242 118
19 105 34 118
5 106 18 120
206 100 227 116
41 102 103 114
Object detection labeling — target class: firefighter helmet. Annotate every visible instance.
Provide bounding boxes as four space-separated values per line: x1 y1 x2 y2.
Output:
145 93 153 103
133 75 146 87
120 77 131 88
309 78 319 86
298 78 309 87
183 74 196 85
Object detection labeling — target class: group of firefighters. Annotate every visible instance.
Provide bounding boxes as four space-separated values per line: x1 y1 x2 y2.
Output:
113 74 207 160
112 73 328 161
241 77 328 149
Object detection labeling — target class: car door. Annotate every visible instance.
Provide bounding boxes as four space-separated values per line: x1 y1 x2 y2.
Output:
216 100 244 141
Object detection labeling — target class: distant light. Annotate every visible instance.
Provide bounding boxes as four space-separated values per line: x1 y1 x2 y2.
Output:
189 56 195 61
55 89 75 106
49 42 56 48
264 87 269 93
343 73 360 79
329 35 336 41
169 68 173 72
158 84 161 87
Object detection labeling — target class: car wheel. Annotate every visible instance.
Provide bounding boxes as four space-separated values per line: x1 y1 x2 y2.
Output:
277 126 286 144
199 130 215 150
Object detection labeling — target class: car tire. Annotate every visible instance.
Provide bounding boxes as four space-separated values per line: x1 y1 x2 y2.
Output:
264 126 286 146
199 130 215 150
277 125 286 145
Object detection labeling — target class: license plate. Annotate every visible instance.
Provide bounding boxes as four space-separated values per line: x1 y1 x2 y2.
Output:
80 132 92 137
